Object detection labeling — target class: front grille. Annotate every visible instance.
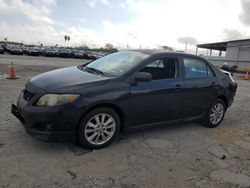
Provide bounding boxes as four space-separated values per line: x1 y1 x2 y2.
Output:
23 90 34 101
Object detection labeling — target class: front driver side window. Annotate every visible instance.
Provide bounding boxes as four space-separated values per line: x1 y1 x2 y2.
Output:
140 58 178 80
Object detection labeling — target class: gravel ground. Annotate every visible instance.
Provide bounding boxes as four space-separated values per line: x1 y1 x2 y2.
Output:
0 55 250 188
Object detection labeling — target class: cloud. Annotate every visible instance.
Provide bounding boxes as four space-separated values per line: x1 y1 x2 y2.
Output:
0 0 250 49
119 2 126 8
100 0 110 5
0 0 8 11
0 19 103 47
0 0 56 25
0 0 103 47
177 36 199 45
222 29 249 41
86 0 111 8
239 0 250 26
0 0 61 45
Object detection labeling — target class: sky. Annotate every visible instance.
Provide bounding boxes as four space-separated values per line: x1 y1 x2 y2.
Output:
0 0 250 51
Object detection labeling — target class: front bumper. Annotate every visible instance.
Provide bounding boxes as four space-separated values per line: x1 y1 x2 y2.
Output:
11 103 76 141
11 90 84 142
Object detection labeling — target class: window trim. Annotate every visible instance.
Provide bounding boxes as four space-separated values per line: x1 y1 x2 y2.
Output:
206 63 216 77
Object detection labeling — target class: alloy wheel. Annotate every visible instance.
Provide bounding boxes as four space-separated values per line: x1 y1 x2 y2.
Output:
84 113 116 145
209 103 224 125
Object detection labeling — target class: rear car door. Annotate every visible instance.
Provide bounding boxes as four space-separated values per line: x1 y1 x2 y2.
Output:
180 56 218 118
129 56 184 127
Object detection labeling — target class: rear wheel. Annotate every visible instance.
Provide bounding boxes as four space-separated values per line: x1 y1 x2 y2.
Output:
204 98 226 128
77 107 120 149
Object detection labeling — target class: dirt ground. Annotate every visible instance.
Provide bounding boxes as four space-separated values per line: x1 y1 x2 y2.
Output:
0 55 250 188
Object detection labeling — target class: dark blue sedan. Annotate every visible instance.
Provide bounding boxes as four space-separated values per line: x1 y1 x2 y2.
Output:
11 50 237 149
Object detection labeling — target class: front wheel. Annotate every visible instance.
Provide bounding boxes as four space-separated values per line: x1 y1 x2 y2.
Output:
204 98 226 128
77 107 120 149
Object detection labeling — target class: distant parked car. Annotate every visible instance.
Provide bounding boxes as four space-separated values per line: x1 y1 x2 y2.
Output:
72 50 84 59
22 46 29 55
221 63 238 73
11 50 237 149
42 48 57 57
0 45 4 54
26 47 41 56
95 52 106 59
4 45 23 55
82 51 90 59
56 48 73 58
87 51 106 60
86 51 98 60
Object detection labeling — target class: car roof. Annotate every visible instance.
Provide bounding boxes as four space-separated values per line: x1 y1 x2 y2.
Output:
127 49 169 55
126 49 201 59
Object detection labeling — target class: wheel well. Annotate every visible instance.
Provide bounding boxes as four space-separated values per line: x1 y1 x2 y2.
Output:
78 103 125 133
217 95 228 108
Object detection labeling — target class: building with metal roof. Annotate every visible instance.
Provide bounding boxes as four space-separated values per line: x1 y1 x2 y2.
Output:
196 39 250 69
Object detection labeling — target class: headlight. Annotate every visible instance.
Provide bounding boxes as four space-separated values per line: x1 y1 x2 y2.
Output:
36 94 80 107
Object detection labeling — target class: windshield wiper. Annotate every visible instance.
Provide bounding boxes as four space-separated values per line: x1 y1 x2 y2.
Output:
85 66 104 76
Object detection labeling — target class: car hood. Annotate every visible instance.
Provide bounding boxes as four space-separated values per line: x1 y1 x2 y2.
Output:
29 66 111 91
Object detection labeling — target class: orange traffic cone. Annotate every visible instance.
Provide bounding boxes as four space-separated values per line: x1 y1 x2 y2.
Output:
7 62 19 79
243 72 249 80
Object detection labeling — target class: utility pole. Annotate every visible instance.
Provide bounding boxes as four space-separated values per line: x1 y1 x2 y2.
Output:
185 42 187 52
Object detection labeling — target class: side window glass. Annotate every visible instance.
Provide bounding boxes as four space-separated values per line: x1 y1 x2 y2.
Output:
140 58 177 80
145 59 164 68
183 58 207 78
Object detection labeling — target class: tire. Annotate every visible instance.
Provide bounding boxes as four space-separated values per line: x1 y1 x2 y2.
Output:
203 98 226 128
77 107 120 149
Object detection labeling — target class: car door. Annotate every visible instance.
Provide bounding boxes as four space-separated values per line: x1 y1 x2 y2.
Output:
180 56 218 118
129 56 184 127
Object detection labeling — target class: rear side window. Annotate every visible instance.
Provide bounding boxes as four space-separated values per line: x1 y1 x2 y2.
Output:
183 58 214 78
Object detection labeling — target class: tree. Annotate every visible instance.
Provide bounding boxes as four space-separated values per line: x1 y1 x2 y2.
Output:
64 35 71 42
79 44 89 50
162 45 174 51
64 35 71 47
105 43 113 49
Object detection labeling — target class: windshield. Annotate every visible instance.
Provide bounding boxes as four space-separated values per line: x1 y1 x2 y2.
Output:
86 51 149 76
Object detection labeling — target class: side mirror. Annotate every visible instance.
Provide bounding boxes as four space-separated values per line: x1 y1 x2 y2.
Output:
135 72 152 82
